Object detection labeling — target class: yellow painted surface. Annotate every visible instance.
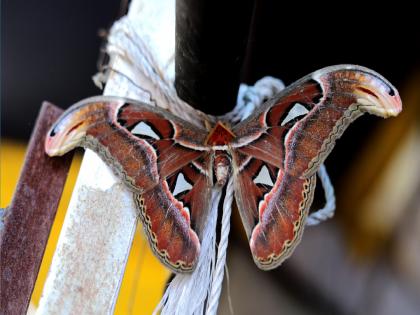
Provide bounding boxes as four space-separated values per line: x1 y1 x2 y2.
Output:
1 139 169 314
0 140 26 207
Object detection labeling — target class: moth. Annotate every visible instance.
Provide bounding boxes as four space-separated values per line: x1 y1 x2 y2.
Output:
45 65 402 273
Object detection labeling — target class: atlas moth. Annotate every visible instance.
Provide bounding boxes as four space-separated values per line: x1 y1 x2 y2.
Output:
45 65 402 273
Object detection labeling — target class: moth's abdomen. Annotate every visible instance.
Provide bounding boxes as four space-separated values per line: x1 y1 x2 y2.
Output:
213 151 231 186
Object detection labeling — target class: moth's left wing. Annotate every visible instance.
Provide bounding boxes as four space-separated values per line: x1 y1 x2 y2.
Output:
231 65 402 270
45 96 213 273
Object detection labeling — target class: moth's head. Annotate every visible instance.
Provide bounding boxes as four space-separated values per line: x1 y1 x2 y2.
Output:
45 104 92 156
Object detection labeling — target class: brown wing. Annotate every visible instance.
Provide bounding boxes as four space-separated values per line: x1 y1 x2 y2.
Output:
45 96 212 273
231 65 402 270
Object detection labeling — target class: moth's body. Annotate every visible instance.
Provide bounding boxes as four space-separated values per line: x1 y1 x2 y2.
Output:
45 65 402 273
206 122 235 186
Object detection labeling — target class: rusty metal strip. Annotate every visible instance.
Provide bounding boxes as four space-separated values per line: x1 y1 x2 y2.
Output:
0 102 73 315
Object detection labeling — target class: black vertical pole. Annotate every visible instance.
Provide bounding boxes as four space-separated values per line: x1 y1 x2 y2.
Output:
175 0 255 115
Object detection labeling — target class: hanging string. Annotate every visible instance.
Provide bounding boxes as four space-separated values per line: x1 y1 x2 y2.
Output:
100 17 210 127
157 74 336 315
306 164 336 226
154 189 222 315
206 177 234 315
222 76 285 124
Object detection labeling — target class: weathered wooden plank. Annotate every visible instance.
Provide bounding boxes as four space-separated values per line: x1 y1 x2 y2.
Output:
0 102 73 315
36 0 175 313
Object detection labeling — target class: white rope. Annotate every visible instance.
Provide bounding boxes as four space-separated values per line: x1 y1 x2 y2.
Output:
103 21 336 310
154 78 286 315
203 78 287 314
102 17 209 127
205 77 287 314
102 10 337 312
154 189 222 315
202 78 285 315
155 77 337 315
223 76 285 123
206 177 234 315
99 12 340 315
306 164 336 226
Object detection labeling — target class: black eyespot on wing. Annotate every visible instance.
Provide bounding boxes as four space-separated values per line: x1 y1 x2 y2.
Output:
50 126 57 137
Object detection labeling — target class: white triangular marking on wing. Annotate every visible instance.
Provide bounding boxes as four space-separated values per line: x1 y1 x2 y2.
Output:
172 173 193 196
132 121 160 139
253 165 274 187
281 103 309 126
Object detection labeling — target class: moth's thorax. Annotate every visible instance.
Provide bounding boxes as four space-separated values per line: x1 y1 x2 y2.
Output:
213 150 231 186
205 121 235 146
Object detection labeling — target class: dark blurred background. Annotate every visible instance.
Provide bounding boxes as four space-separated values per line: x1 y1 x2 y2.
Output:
2 0 121 140
2 1 420 314
2 1 419 141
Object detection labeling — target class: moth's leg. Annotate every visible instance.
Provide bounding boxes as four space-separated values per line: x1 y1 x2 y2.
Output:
306 164 336 226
